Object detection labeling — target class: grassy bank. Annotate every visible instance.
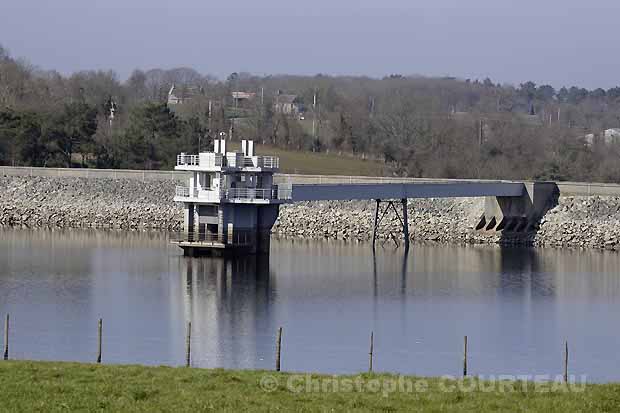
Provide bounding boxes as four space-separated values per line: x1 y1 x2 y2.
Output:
1 361 619 412
259 145 387 176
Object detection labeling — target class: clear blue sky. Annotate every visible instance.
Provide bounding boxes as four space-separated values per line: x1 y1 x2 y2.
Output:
1 0 619 89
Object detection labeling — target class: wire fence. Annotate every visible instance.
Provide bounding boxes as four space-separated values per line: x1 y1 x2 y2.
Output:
1 313 573 383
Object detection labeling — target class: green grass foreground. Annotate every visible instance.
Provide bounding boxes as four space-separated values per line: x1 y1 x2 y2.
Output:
0 361 619 412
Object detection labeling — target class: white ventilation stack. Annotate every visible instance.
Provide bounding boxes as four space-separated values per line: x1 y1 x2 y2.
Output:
248 140 254 157
241 139 247 155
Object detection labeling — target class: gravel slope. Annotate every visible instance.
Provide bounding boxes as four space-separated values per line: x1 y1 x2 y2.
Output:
1 176 619 250
0 176 181 230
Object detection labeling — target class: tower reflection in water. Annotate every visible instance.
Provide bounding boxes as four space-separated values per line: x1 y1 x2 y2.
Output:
172 238 620 381
4 228 620 380
178 255 275 369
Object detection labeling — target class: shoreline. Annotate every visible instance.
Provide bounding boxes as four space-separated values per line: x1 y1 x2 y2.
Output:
2 175 620 251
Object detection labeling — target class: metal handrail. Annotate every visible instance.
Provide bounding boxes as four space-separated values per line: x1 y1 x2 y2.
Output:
172 230 255 246
175 186 190 197
225 154 241 167
202 154 225 168
258 156 279 169
225 188 274 200
176 185 291 201
175 186 221 200
177 154 199 166
172 231 222 243
176 153 279 169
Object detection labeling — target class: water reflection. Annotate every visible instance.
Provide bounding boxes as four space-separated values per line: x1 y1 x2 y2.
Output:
178 256 275 369
1 228 620 381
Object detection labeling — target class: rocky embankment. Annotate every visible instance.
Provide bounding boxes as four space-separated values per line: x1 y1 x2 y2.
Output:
275 197 620 250
2 175 620 250
0 176 182 230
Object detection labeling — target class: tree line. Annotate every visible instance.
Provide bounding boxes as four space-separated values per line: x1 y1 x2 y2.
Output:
1 43 620 181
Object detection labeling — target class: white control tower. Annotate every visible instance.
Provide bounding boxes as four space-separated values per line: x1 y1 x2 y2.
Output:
173 139 290 255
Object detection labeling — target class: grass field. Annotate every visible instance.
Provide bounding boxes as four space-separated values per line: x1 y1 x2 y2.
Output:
240 144 388 176
267 146 387 176
1 361 618 412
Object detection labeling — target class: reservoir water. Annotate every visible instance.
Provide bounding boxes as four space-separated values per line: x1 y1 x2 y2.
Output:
1 228 619 382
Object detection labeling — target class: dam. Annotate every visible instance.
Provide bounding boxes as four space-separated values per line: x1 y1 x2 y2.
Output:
172 140 558 255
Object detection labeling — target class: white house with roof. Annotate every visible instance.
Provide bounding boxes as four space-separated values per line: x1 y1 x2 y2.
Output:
604 128 620 145
274 93 300 115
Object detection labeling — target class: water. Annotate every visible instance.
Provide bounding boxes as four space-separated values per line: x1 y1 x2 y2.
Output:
1 228 619 382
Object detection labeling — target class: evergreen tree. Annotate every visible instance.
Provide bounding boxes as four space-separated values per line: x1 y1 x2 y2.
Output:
51 102 98 167
124 103 178 169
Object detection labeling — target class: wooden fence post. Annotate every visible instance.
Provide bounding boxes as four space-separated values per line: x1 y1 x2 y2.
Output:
186 321 192 367
564 341 569 383
369 331 374 372
276 327 283 372
96 318 102 364
3 314 8 361
463 336 468 377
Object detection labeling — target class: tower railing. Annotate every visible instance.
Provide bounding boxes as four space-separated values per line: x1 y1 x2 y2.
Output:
176 153 279 169
176 154 199 166
258 156 279 169
175 185 191 197
174 185 292 201
224 188 274 200
171 230 255 246
175 186 219 201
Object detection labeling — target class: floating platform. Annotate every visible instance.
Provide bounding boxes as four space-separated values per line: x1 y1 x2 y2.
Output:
174 242 257 257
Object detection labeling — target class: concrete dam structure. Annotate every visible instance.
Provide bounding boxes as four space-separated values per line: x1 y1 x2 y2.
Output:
173 141 558 255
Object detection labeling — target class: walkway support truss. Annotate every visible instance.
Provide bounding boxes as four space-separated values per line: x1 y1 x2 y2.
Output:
372 198 409 251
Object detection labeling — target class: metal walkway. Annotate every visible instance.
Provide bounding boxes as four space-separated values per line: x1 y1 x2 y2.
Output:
282 181 527 251
288 181 525 202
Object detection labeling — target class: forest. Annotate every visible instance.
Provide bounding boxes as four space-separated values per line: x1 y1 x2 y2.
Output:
2 43 620 182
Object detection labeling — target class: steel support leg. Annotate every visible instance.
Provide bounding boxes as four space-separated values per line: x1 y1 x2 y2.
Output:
372 199 380 250
402 198 410 251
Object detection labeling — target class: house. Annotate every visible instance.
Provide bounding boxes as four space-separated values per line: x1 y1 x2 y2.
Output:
167 85 183 105
232 91 256 106
167 84 202 106
604 128 620 145
582 129 620 146
273 93 300 115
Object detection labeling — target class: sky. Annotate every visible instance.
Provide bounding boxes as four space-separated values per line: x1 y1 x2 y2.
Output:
1 0 619 89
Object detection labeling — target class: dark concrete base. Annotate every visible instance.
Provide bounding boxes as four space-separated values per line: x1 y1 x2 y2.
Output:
181 245 267 257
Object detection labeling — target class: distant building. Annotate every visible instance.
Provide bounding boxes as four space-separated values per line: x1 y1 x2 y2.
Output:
168 84 202 106
273 93 300 115
168 85 182 105
232 91 256 106
604 128 620 145
582 129 620 146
